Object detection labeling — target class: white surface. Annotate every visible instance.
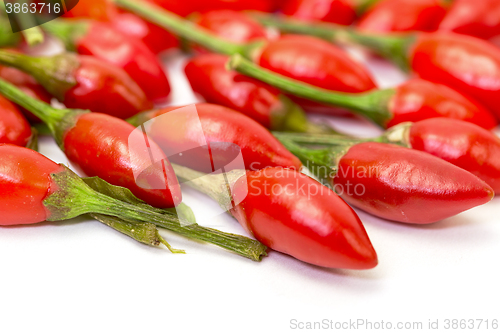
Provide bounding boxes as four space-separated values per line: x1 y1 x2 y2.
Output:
1 50 499 333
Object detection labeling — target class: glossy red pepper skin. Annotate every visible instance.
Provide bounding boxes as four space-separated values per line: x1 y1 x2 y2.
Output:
387 78 498 129
63 113 182 208
409 118 500 193
73 21 171 104
128 103 302 172
193 10 269 44
281 0 357 25
185 53 284 128
0 144 64 225
357 0 447 33
438 0 500 40
63 0 117 21
0 96 32 147
111 13 179 54
410 33 500 121
193 0 275 13
333 142 495 224
64 55 153 119
230 167 378 269
258 35 377 94
0 64 51 123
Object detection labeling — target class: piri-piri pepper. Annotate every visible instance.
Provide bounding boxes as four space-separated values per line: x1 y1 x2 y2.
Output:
184 53 338 134
0 77 179 209
253 14 500 121
277 139 494 224
0 49 153 119
0 144 267 261
172 163 378 269
42 18 171 104
228 55 498 129
0 95 32 147
127 103 303 173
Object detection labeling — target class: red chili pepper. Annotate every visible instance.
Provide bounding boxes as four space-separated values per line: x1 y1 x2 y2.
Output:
438 0 500 40
0 95 32 147
111 13 179 54
281 0 358 25
0 50 153 119
279 140 495 224
184 53 337 133
247 15 500 122
406 118 500 193
0 144 64 225
62 0 118 21
115 0 378 99
127 103 303 172
410 33 500 120
0 144 266 261
357 0 447 33
0 64 52 122
43 19 171 104
276 117 500 193
192 10 270 44
173 164 378 269
192 0 276 13
0 78 180 209
228 55 498 129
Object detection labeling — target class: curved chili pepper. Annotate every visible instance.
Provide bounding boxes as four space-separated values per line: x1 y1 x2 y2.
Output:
115 0 378 99
62 0 117 21
173 164 378 269
228 55 498 129
42 18 171 104
0 95 32 147
438 0 500 40
0 78 180 209
281 0 358 25
251 15 500 121
192 10 270 44
111 13 179 54
127 103 303 172
0 144 267 261
357 0 447 33
0 64 52 122
279 140 494 224
184 54 337 133
0 50 153 119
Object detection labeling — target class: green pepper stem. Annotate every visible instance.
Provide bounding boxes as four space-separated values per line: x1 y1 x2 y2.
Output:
91 213 185 253
113 0 262 58
46 167 267 261
0 50 78 100
0 78 83 147
227 54 394 127
272 132 369 146
41 19 89 51
22 27 44 46
251 13 414 71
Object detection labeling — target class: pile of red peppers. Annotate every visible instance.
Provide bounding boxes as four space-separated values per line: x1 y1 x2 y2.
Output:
0 0 499 270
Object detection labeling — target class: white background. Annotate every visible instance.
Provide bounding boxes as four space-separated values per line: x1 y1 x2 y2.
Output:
1 44 499 333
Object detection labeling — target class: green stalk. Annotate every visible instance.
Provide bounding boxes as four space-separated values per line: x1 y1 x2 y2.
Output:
227 54 394 127
91 214 185 253
251 12 415 71
272 122 413 147
0 16 21 47
0 50 78 101
0 77 82 148
22 27 44 46
45 167 268 261
113 0 262 58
